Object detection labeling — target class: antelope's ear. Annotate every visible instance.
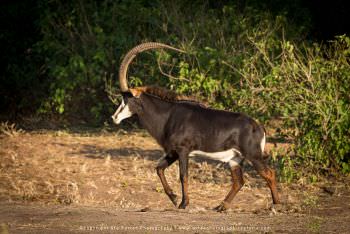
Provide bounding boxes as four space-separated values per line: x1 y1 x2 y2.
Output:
129 87 146 98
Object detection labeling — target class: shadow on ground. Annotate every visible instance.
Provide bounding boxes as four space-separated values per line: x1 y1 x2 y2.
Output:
78 145 163 161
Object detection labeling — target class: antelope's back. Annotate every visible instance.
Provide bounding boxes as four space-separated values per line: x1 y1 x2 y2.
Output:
165 102 264 152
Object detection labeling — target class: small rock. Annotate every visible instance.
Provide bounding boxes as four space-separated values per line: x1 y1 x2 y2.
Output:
269 207 277 216
140 207 151 212
322 186 335 195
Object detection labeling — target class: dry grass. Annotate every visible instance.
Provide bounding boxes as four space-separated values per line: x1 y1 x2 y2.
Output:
0 127 310 212
1 125 350 234
0 121 24 137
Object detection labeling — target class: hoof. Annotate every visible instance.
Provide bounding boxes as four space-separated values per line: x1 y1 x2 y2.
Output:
273 199 281 205
214 203 227 212
178 200 189 209
168 193 178 207
271 203 285 212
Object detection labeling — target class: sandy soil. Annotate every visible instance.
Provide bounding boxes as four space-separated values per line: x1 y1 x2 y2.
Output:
0 128 349 233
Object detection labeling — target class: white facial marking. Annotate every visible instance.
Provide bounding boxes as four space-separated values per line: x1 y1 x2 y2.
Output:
189 148 243 167
260 132 266 152
111 99 133 125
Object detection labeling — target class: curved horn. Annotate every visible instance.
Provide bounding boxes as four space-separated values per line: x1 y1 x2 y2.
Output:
119 42 185 92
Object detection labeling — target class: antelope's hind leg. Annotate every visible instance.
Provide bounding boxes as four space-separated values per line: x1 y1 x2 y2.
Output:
178 152 190 209
156 153 179 207
252 159 280 204
215 161 244 212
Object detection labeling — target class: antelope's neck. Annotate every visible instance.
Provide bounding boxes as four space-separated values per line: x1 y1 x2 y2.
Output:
138 94 172 145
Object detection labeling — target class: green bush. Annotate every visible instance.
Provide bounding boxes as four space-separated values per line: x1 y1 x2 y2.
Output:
35 0 172 123
34 1 306 121
234 35 350 178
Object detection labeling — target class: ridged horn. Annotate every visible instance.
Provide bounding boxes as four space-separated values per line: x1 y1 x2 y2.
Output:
119 42 185 92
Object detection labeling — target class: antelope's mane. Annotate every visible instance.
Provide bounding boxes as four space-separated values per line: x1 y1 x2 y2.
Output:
132 86 206 106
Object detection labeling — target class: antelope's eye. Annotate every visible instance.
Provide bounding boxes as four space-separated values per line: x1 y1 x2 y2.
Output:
121 91 133 104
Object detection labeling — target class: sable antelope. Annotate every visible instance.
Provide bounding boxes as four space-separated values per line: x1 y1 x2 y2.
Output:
112 42 280 211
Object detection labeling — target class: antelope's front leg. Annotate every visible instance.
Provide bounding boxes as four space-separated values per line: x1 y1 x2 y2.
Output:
215 164 244 212
156 153 178 207
178 152 189 209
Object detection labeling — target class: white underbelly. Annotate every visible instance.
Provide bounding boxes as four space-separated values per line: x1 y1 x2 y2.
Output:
189 148 243 167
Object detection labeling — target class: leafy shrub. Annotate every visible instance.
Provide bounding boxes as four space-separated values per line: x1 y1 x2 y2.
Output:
34 1 306 121
234 35 350 177
35 0 172 123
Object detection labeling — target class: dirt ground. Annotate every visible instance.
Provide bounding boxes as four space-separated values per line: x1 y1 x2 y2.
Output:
0 126 349 233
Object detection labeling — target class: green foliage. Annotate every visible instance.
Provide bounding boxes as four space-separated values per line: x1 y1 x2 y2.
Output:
34 0 173 122
33 0 309 122
236 36 350 178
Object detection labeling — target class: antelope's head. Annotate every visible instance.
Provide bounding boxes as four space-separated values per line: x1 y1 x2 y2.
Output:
111 92 133 125
111 88 144 125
